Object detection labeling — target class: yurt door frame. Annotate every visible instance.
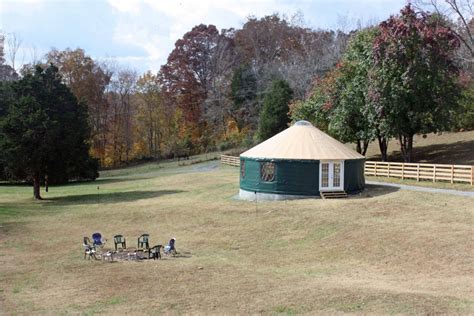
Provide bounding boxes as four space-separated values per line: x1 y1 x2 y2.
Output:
319 161 344 191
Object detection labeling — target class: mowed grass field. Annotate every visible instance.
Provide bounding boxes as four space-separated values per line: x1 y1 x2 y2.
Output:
1 159 473 314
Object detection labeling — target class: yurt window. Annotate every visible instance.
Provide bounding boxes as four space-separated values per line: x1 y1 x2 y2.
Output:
260 162 275 182
241 160 246 178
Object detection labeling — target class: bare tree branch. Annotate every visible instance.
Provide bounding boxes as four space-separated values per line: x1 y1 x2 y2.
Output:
6 33 22 71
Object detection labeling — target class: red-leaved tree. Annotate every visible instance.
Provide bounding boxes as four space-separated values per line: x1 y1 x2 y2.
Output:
370 5 461 162
159 24 235 144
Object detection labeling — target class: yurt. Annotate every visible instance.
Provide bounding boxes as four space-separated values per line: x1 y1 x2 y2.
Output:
239 120 365 200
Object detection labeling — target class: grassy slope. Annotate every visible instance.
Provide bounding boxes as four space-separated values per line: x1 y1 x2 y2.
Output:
361 130 474 164
0 160 473 314
346 130 474 190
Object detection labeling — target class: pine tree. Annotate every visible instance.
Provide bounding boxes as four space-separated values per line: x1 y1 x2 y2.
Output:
258 80 293 141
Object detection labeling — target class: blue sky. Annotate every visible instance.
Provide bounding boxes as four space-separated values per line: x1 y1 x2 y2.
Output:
1 0 407 73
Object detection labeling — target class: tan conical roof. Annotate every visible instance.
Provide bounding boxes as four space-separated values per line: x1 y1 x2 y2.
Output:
240 121 364 160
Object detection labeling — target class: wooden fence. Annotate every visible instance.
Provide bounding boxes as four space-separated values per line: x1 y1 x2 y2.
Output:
365 161 473 185
221 155 474 185
220 155 240 167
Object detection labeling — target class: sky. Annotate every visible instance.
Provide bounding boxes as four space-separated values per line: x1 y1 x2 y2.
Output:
1 0 408 74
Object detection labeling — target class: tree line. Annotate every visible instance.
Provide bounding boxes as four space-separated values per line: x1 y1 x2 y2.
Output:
0 3 473 199
1 13 350 168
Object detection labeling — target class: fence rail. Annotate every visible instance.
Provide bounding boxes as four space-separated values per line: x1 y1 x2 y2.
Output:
220 155 240 167
365 161 473 185
221 155 474 185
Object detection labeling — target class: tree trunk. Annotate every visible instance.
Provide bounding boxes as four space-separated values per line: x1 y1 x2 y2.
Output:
398 134 414 162
377 135 388 162
356 139 362 154
362 140 370 156
406 135 413 162
33 173 42 200
148 126 154 157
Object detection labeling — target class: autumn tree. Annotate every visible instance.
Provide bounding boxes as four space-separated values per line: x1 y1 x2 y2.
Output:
46 48 111 164
414 0 473 69
415 1 474 130
201 28 239 142
371 5 461 162
278 28 341 100
159 24 234 144
229 64 258 132
106 68 137 166
258 80 293 141
235 14 344 101
235 15 296 71
155 16 353 154
135 71 164 158
0 65 97 199
289 72 336 133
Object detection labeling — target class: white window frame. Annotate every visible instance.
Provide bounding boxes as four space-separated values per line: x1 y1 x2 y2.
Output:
319 160 344 191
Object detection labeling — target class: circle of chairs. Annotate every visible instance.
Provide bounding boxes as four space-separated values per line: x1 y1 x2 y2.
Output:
82 233 176 261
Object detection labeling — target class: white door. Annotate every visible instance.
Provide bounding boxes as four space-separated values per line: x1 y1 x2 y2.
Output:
319 161 344 191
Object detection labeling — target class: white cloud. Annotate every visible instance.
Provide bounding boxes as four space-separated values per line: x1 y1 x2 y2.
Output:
106 0 140 14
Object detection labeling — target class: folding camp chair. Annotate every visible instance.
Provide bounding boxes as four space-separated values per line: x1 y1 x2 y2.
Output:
114 234 126 251
92 232 105 248
163 238 177 256
83 237 97 260
138 234 150 250
148 245 162 260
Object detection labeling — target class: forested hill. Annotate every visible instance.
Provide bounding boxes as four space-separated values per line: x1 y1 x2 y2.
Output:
0 3 473 170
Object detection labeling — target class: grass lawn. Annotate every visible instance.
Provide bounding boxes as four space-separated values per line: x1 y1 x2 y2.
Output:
365 176 474 192
0 160 473 314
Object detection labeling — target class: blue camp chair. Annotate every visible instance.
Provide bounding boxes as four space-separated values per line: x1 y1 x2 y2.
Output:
92 232 104 247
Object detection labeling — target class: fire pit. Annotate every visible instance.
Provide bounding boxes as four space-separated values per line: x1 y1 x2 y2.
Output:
98 248 151 262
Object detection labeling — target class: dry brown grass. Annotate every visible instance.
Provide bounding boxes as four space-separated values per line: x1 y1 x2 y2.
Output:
0 162 473 314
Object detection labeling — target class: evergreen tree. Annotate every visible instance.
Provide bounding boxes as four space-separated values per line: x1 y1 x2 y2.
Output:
258 79 293 141
0 65 98 199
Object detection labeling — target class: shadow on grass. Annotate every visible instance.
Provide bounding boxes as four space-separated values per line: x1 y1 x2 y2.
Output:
362 184 399 198
73 177 155 186
48 190 185 205
370 139 474 165
0 176 155 188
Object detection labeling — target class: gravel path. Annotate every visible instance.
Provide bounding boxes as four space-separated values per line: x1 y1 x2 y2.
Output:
366 181 474 197
191 160 219 172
